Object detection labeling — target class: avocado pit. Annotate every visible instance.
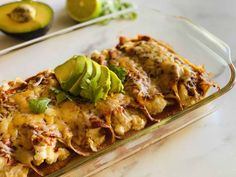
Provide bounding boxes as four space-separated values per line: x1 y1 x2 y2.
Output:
8 4 36 23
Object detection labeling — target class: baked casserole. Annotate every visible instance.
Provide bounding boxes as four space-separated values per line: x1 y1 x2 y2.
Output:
0 35 214 177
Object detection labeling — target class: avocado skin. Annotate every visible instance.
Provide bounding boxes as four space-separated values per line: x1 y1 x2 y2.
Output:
1 22 52 40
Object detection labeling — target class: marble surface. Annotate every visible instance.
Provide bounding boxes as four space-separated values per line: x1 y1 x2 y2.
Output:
0 0 236 177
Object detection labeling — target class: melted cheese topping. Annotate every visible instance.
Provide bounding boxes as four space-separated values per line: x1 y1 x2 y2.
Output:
86 128 105 152
113 36 210 108
0 157 28 177
112 107 147 136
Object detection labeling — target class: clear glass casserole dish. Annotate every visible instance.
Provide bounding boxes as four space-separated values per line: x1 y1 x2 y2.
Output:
0 7 235 177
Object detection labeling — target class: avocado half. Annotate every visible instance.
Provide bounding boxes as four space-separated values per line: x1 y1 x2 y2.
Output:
0 0 53 40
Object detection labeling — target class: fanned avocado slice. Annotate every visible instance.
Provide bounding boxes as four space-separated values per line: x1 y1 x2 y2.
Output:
110 71 124 93
0 0 53 40
54 55 124 103
80 61 102 101
69 58 93 96
93 65 111 102
54 56 86 91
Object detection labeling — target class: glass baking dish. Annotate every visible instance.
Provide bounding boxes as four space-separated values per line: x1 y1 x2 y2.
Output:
0 7 235 177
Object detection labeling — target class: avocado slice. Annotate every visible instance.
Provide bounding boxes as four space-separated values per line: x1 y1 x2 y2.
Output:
54 56 86 91
69 58 93 96
79 61 102 101
93 65 111 102
0 0 53 40
110 71 124 93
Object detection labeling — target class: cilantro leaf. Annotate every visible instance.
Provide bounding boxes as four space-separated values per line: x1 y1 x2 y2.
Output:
109 64 128 83
50 87 76 104
99 0 137 24
28 98 51 114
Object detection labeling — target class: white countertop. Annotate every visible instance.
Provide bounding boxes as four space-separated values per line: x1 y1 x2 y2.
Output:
0 0 236 177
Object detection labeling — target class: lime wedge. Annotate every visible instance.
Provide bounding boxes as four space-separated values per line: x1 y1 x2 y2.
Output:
66 0 102 22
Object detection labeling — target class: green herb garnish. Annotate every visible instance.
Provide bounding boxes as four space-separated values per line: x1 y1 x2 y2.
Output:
109 64 128 83
28 98 51 114
99 0 137 24
50 87 76 104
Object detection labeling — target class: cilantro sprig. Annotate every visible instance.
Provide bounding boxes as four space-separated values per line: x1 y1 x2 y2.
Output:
100 0 137 24
109 64 128 83
50 87 77 104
